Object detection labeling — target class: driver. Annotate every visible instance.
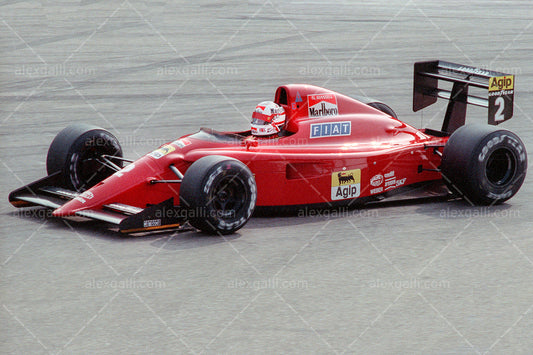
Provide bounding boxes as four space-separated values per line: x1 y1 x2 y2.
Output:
250 101 286 138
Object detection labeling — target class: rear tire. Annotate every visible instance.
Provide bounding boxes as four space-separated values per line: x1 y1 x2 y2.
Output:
352 94 398 119
367 101 398 119
47 124 123 191
441 124 527 205
179 155 256 235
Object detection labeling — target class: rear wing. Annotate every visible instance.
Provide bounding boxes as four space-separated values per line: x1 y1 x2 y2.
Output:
413 60 515 133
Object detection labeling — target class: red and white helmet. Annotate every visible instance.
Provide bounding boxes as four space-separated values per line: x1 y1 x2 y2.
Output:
251 101 286 136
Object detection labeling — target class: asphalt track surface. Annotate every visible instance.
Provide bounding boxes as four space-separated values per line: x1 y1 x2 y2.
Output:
1 1 533 354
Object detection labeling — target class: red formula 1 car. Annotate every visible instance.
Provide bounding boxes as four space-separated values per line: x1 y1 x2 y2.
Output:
9 60 527 234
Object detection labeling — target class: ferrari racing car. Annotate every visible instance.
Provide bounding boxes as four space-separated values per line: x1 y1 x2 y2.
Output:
9 60 527 234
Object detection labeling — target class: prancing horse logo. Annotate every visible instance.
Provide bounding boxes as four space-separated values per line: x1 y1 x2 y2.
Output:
337 172 355 185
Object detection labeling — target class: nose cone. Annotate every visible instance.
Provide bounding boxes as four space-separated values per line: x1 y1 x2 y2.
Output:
53 190 98 217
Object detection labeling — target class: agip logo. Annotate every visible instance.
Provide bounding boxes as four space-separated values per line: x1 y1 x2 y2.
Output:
331 169 361 200
489 75 514 92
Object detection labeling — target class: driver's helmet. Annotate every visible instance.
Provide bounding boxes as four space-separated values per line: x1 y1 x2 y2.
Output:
251 101 286 136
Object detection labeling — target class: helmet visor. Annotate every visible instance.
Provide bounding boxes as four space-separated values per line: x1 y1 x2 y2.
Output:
252 111 273 123
252 117 269 125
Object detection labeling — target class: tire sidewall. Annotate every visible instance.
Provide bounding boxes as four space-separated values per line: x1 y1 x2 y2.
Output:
442 125 527 205
468 131 527 204
47 124 122 191
201 161 256 233
180 156 257 234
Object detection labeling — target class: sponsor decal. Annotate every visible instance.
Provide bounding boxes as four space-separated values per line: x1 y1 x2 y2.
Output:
74 191 94 204
383 170 406 191
488 75 514 123
370 174 384 187
370 187 383 195
489 75 514 92
331 169 361 200
253 127 268 134
81 191 94 199
310 121 351 138
308 93 338 117
174 138 191 148
143 219 162 228
478 135 526 163
487 190 512 200
149 144 176 159
295 91 303 103
457 66 491 77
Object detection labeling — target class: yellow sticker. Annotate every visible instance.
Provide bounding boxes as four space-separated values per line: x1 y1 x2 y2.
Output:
149 144 176 159
331 169 361 200
489 75 514 92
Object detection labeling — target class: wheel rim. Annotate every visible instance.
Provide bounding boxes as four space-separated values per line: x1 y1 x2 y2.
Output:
485 148 516 186
208 174 248 219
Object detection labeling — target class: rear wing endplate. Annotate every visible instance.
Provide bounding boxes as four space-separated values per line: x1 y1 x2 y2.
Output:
413 60 515 133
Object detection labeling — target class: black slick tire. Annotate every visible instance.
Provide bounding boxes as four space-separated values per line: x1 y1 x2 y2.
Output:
441 124 527 205
46 124 123 191
179 155 257 235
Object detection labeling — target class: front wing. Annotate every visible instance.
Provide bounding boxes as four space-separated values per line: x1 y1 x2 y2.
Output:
9 173 187 234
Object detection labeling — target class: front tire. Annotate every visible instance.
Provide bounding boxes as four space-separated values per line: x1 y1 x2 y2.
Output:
441 124 527 205
46 124 123 191
179 156 257 235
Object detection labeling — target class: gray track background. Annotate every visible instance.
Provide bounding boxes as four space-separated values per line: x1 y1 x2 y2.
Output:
1 1 533 354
